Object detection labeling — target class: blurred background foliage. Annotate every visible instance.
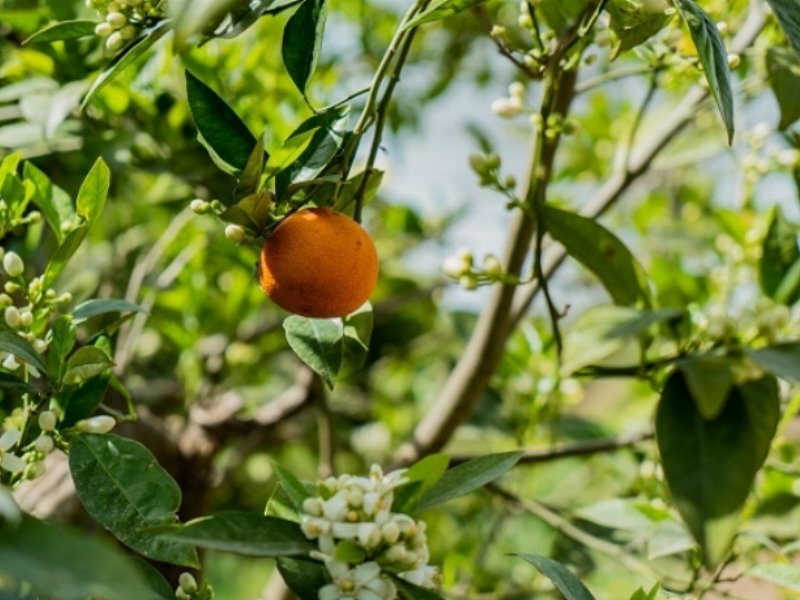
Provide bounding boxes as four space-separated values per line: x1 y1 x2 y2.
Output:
2 0 800 597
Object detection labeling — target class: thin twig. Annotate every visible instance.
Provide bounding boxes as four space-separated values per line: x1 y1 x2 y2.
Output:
472 6 539 78
450 430 653 466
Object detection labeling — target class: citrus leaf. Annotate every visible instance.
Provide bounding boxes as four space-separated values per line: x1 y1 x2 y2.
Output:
766 46 800 130
277 557 329 600
69 433 199 567
157 512 314 556
515 554 597 600
0 331 47 376
760 206 800 304
283 316 343 389
391 576 447 600
544 205 651 307
677 355 734 420
656 372 779 566
674 0 735 143
765 0 800 58
282 0 327 93
24 20 97 44
273 464 311 512
63 346 113 385
415 451 522 513
72 298 147 322
746 342 800 382
185 70 256 173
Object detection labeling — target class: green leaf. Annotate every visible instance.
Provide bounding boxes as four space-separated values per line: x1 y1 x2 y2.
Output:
77 157 111 225
646 519 696 559
405 0 487 29
72 298 147 322
674 0 735 144
765 0 800 58
276 105 350 198
132 558 174 600
575 499 654 531
23 20 97 44
277 557 329 600
0 373 37 394
283 316 343 389
282 0 328 93
157 512 314 557
211 0 300 40
392 578 446 599
333 539 367 563
561 305 682 375
656 372 780 566
766 47 800 130
185 70 256 173
266 127 319 176
677 355 734 420
82 20 172 109
48 316 76 383
628 584 660 600
749 563 800 591
342 302 373 368
273 464 311 512
543 206 651 307
69 433 199 567
234 134 269 201
747 342 800 382
515 554 597 600
760 206 800 304
0 517 155 600
63 346 113 385
394 453 450 513
606 0 671 58
0 331 47 376
43 227 87 288
415 451 522 513
24 161 75 243
62 375 110 426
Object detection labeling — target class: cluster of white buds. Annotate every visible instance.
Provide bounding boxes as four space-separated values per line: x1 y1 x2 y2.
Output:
442 248 505 290
491 82 526 119
300 465 441 600
0 248 70 378
0 408 61 482
87 0 163 52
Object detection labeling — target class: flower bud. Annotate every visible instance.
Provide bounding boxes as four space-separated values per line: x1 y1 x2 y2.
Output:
508 82 525 100
224 224 246 243
459 274 478 290
95 21 113 37
441 256 470 280
0 453 24 474
491 97 522 119
106 11 127 28
24 461 45 480
3 252 24 278
178 573 198 594
2 354 19 371
34 435 54 454
727 53 741 69
0 427 21 451
78 415 116 434
120 25 137 40
483 254 503 278
33 339 48 354
4 306 20 329
4 282 19 294
20 310 33 328
190 199 210 214
38 410 57 432
0 294 11 309
106 31 125 51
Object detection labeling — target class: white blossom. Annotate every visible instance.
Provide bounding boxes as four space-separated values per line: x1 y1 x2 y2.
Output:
3 252 23 278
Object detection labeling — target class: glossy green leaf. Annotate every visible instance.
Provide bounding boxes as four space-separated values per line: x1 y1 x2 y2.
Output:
677 355 734 420
47 316 76 383
170 0 241 46
342 302 373 368
766 0 800 58
544 205 651 307
746 342 800 382
69 433 199 567
283 316 343 389
393 453 450 513
0 517 154 600
72 298 147 322
415 451 522 513
656 372 780 566
82 20 172 109
23 161 75 243
628 584 660 600
674 0 734 144
63 346 113 385
24 20 97 44
760 206 800 304
515 554 597 600
749 563 800 591
606 0 671 58
158 512 314 556
391 576 446 600
266 127 318 176
0 331 47 376
0 373 36 393
766 47 800 130
277 557 329 600
185 70 256 173
234 134 268 201
273 464 311 512
282 0 328 93
62 375 110 426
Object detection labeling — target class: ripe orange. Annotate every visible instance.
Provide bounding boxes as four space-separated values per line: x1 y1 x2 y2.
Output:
259 208 379 318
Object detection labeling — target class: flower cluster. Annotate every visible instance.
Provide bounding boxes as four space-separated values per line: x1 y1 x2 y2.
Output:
87 0 163 52
441 247 505 290
0 249 71 378
300 465 440 600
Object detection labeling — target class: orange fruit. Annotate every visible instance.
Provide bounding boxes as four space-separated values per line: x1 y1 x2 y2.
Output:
259 208 379 318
